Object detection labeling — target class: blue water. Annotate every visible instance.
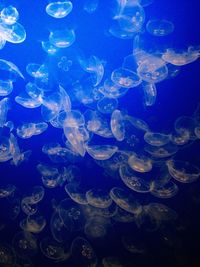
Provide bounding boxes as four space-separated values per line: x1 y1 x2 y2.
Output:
0 0 200 266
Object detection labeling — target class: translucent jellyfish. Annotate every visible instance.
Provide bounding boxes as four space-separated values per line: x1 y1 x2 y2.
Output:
0 35 6 50
119 165 151 193
37 163 61 188
26 186 45 204
26 63 48 79
108 22 135 39
174 116 198 140
144 143 178 158
0 184 16 198
84 216 109 239
84 109 113 138
0 22 26 44
20 213 46 234
0 59 24 80
16 123 36 139
86 144 118 160
50 211 72 243
0 136 12 162
162 47 200 66
46 1 73 19
40 237 70 261
0 80 13 96
84 0 99 13
60 110 85 128
15 95 42 108
70 237 98 267
86 189 112 208
110 109 125 141
146 19 174 36
111 67 141 88
21 197 38 216
150 180 179 198
63 126 87 157
41 92 63 121
166 160 200 183
144 132 171 146
12 231 38 258
116 3 145 33
41 40 59 55
49 28 75 48
110 187 143 215
65 183 88 205
125 115 150 131
59 85 71 111
97 97 118 114
170 130 190 146
0 244 15 267
100 79 129 99
1 5 19 25
59 198 85 231
137 55 168 83
0 97 10 127
142 82 157 106
128 152 152 172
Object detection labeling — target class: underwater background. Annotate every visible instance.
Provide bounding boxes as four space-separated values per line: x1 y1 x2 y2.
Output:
0 0 200 266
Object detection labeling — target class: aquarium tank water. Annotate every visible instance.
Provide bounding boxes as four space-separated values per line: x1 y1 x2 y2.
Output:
0 0 200 266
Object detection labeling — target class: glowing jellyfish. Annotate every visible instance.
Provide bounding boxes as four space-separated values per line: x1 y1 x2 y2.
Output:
128 152 152 173
49 29 75 48
111 67 141 88
46 1 73 19
86 144 118 160
119 165 151 193
144 132 171 146
86 189 112 208
146 19 174 36
0 22 26 44
1 5 19 25
111 109 125 141
70 237 98 267
97 97 118 114
166 160 200 183
0 80 13 96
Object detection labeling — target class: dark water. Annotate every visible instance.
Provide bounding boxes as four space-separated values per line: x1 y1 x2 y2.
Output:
0 0 200 266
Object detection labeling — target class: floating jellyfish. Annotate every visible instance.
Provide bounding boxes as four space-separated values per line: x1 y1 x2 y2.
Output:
110 187 143 215
0 22 26 44
15 95 42 108
119 165 151 193
40 237 70 262
144 132 171 146
0 97 10 127
60 110 85 128
174 116 198 140
137 55 168 83
170 130 190 146
113 206 135 223
115 2 146 33
26 63 48 79
150 180 179 198
46 1 73 19
65 183 88 205
125 115 150 132
20 213 46 234
111 109 125 141
70 237 98 267
0 5 19 25
59 198 85 231
84 0 99 13
86 144 118 160
146 19 174 36
100 79 129 99
111 67 141 88
49 28 75 48
142 82 157 106
0 136 12 162
144 143 178 158
0 80 13 96
41 40 59 55
97 97 118 114
162 47 200 66
0 35 6 50
86 189 113 208
166 160 200 183
0 59 24 80
128 152 152 173
12 231 38 258
41 92 63 121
